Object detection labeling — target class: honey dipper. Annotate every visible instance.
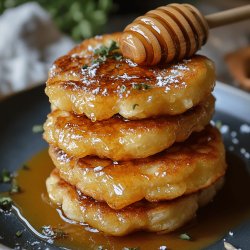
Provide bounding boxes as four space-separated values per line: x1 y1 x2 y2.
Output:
119 4 250 65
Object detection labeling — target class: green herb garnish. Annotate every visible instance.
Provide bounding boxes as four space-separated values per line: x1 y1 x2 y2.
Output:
108 40 119 52
179 233 191 240
16 230 23 237
215 120 222 129
0 196 12 210
92 40 122 66
120 85 126 93
32 125 44 133
132 104 139 110
132 83 151 90
10 179 20 194
22 164 30 170
0 169 11 183
0 170 21 193
82 64 88 70
92 57 106 65
94 45 109 57
112 52 122 61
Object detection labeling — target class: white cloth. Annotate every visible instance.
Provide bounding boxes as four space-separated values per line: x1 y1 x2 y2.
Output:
0 2 75 98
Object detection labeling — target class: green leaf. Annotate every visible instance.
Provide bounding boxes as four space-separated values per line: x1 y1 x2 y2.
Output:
91 10 106 25
10 179 20 194
78 19 93 38
32 125 44 133
98 0 113 12
108 40 119 52
16 230 23 237
215 120 222 129
22 164 30 170
132 104 139 110
120 85 126 93
132 83 151 90
1 169 11 183
111 52 122 61
94 45 108 57
0 196 12 210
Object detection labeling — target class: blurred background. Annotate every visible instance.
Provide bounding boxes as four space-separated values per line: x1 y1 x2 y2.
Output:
0 0 249 99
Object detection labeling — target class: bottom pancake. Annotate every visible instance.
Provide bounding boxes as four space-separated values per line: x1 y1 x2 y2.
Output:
46 169 224 236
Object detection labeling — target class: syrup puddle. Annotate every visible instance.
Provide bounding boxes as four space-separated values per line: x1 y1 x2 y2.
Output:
8 149 250 250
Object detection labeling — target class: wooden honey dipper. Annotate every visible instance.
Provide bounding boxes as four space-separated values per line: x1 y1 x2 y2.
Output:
120 3 250 65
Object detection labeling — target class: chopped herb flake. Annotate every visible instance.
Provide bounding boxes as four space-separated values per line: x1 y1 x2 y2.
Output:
82 64 88 69
132 83 151 90
0 196 12 210
0 169 11 183
0 170 20 194
108 40 119 52
10 179 20 194
215 120 222 129
92 57 106 64
92 41 122 65
22 164 30 170
16 230 23 237
120 85 126 93
179 233 191 240
94 45 108 57
132 104 139 110
32 125 44 133
111 52 122 61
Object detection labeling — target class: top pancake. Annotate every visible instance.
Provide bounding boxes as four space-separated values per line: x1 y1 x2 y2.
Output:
45 33 215 121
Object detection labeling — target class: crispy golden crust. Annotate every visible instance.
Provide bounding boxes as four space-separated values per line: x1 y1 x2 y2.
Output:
43 95 214 160
50 125 226 209
45 33 215 121
46 169 224 236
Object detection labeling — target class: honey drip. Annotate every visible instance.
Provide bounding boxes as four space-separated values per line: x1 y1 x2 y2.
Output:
120 3 209 65
8 149 250 250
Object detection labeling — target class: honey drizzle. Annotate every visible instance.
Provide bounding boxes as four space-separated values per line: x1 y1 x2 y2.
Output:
10 149 250 250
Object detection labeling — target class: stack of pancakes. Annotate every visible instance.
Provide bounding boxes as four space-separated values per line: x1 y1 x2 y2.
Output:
43 33 227 236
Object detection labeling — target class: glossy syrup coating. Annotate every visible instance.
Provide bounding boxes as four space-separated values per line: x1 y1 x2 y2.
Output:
46 169 224 236
43 95 215 161
45 33 215 121
120 4 209 65
49 126 227 210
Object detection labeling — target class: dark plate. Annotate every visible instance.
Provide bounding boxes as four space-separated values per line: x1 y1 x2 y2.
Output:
0 82 250 249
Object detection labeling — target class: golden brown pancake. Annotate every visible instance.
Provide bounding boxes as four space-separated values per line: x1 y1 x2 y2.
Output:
46 169 224 236
45 33 215 121
50 125 226 210
44 95 214 160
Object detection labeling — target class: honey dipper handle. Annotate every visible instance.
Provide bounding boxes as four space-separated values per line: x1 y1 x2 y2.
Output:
205 5 250 28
